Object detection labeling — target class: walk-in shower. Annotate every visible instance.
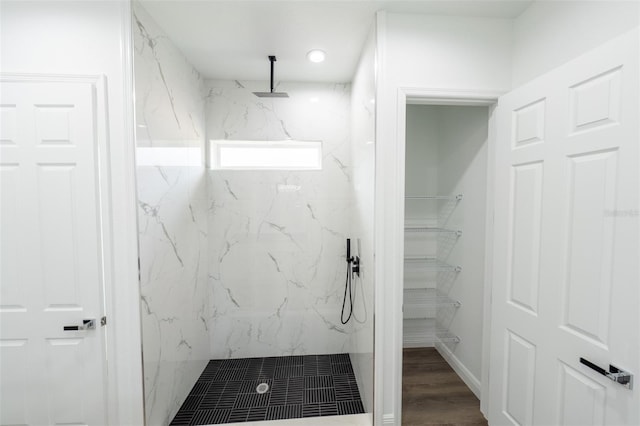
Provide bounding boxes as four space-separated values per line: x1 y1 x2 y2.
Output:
133 2 375 425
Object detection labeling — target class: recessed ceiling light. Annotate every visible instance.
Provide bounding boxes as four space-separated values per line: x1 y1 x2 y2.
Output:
307 49 326 63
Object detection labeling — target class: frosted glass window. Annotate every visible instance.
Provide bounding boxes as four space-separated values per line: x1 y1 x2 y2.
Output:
209 140 322 170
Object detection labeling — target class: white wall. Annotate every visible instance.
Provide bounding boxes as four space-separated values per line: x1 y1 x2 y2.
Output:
0 1 144 424
385 13 513 92
132 3 211 425
512 0 640 87
348 25 376 414
375 11 511 423
435 106 488 396
205 80 353 359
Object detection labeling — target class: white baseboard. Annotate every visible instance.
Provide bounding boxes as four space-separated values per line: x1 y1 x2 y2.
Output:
435 343 481 399
382 413 395 425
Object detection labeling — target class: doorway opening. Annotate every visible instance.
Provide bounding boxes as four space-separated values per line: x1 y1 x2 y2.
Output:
399 94 497 424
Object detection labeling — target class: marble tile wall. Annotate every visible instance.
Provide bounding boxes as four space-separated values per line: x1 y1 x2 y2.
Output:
204 80 354 359
134 4 375 422
347 27 376 413
133 3 210 426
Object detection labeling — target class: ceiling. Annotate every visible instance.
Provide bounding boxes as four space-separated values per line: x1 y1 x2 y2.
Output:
140 0 533 83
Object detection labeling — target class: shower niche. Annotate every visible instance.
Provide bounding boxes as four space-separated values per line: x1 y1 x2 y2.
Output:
403 104 489 395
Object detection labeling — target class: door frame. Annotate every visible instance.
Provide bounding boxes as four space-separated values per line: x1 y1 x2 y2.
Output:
109 4 146 423
388 87 503 423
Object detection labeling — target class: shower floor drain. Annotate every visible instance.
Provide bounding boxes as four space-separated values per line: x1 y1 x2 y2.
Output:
172 354 365 424
256 382 269 394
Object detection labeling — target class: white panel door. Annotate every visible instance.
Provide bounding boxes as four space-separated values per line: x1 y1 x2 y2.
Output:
489 29 638 426
0 78 109 425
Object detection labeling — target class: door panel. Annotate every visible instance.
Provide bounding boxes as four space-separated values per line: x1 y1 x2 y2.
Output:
489 29 638 426
0 79 108 425
503 330 536 426
558 362 606 426
562 150 617 346
508 161 543 315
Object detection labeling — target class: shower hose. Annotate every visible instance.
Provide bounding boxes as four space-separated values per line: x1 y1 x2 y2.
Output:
341 259 354 324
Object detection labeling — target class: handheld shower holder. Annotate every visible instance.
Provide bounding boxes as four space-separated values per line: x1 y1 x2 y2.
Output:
345 238 360 277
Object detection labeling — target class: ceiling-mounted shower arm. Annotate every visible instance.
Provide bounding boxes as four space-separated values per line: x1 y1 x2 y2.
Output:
253 55 289 98
268 55 276 94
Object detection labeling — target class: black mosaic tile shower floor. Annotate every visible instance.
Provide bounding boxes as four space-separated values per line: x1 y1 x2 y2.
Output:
170 353 364 425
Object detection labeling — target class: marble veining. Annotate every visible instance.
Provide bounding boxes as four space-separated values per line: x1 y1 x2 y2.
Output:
205 80 354 360
133 2 210 426
134 3 375 423
133 6 203 148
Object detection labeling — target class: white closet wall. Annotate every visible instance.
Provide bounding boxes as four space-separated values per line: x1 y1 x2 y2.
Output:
403 106 441 347
404 105 489 394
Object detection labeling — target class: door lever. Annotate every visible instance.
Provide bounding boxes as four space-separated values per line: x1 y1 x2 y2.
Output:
579 357 633 389
63 319 96 331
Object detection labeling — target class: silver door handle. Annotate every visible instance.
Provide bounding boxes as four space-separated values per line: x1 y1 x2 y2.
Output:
63 319 96 331
580 357 633 389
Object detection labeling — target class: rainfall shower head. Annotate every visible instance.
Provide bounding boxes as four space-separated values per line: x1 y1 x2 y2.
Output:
253 55 289 98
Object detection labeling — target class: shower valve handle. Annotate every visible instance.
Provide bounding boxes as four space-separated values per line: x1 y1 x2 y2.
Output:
351 256 360 277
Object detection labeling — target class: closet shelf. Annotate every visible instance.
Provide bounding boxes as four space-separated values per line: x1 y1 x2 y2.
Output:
402 322 461 347
402 192 463 349
404 256 462 272
404 289 461 319
405 194 463 201
404 225 462 236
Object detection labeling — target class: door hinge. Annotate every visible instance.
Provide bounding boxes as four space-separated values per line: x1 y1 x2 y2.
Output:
100 316 107 327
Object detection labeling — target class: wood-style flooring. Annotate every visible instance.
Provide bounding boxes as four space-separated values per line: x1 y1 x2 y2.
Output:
402 348 488 426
